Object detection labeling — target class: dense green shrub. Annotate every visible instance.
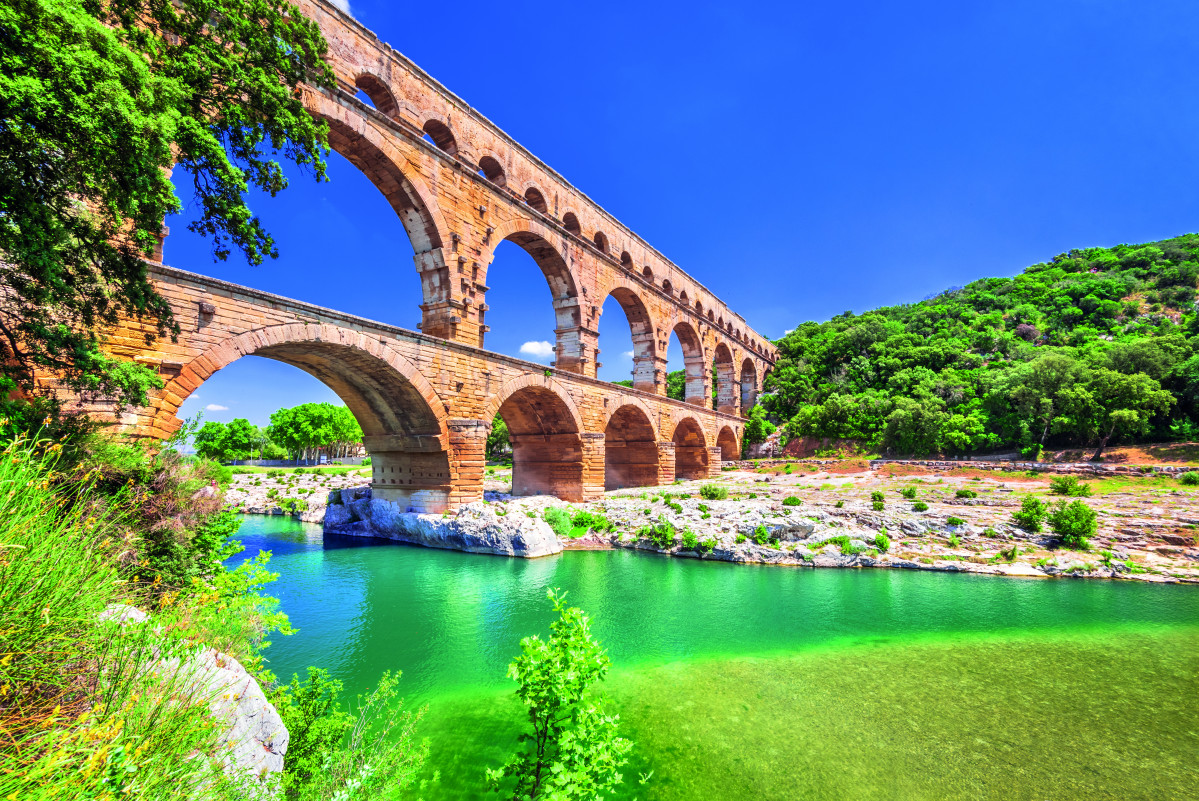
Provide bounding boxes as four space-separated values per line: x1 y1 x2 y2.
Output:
872 501 885 511
782 496 802 507
946 515 965 527
543 507 573 538
1049 476 1092 497
874 532 891 552
1012 496 1049 533
870 491 885 504
912 501 929 512
900 487 917 499
835 500 845 508
1047 500 1097 549
700 484 729 501
1178 471 1199 486
735 533 748 544
640 520 677 549
571 510 614 533
680 528 699 550
699 537 717 555
955 489 978 499
752 524 771 545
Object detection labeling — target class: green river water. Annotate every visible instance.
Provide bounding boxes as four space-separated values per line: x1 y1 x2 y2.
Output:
232 514 1199 800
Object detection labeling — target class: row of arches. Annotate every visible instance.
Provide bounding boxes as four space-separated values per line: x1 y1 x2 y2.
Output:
345 72 776 369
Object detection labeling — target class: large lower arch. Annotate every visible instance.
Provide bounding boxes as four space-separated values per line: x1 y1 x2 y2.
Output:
482 219 588 374
672 417 709 480
604 403 659 490
717 426 739 462
487 376 587 501
672 321 708 406
161 323 455 512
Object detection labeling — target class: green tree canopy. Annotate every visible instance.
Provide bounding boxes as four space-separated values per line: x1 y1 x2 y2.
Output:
0 0 333 408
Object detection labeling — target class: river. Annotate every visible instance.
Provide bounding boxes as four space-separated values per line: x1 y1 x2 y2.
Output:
232 514 1199 800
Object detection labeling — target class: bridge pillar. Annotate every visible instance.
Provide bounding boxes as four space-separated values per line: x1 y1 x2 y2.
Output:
580 432 606 501
415 248 482 345
715 363 739 416
630 335 662 394
656 441 676 485
706 446 724 478
447 418 489 508
368 449 453 514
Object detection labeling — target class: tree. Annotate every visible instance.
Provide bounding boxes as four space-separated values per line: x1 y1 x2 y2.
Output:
488 415 510 461
221 418 261 459
996 353 1090 448
741 405 776 456
0 0 334 408
1058 369 1175 460
192 420 228 461
268 402 362 463
487 588 632 800
666 369 686 401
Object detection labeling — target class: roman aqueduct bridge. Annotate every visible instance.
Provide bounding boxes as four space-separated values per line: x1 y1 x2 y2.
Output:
97 0 776 512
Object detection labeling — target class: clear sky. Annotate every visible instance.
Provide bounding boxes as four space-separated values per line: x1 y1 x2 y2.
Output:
170 0 1199 429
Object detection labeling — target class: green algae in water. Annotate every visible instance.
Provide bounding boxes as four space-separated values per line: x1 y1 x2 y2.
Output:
229 516 1199 800
420 627 1199 800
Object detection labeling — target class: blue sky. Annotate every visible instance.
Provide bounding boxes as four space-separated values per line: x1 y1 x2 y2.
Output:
171 0 1199 428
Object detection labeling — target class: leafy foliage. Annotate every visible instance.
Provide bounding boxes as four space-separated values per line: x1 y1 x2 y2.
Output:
268 403 363 463
699 484 728 501
1047 500 1097 549
487 589 632 800
1049 476 1092 497
764 236 1199 456
1011 495 1048 533
741 405 776 455
0 0 333 406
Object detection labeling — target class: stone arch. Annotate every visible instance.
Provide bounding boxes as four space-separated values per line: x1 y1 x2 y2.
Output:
679 290 688 304
604 403 660 490
642 266 654 282
713 342 737 414
523 185 548 213
163 323 454 512
662 279 673 295
717 426 739 462
740 358 758 411
477 154 506 186
421 118 458 155
598 284 658 392
563 211 581 236
353 73 399 119
482 219 584 369
672 416 709 480
593 231 609 253
620 251 633 270
487 375 586 501
672 321 708 406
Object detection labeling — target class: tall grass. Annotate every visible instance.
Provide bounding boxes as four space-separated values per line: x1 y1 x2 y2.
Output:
0 438 275 798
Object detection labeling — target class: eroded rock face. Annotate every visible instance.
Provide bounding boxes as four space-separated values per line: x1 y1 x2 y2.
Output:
324 487 562 558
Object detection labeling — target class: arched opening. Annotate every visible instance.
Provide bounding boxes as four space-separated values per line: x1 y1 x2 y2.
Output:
481 230 579 369
563 212 581 236
173 332 453 512
662 279 672 295
524 186 548 214
598 287 656 390
673 418 709 480
740 358 757 410
604 405 658 490
713 343 736 413
694 300 703 315
620 251 633 270
497 385 584 500
664 321 706 405
642 266 654 282
478 155 506 186
717 426 739 462
593 231 609 253
353 74 399 118
679 290 688 305
422 119 458 156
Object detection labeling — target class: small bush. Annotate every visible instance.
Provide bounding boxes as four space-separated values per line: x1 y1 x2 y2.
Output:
835 500 845 508
912 501 929 512
1178 471 1199 486
699 537 717 555
782 496 802 507
752 524 771 545
874 532 890 552
870 491 884 503
680 528 699 550
871 501 884 512
900 487 917 499
571 510 614 534
543 507 573 538
947 534 961 547
700 484 729 501
361 456 372 466
946 515 965 527
998 543 1019 562
1047 500 1096 549
641 520 677 549
697 503 709 513
983 527 999 538
735 534 748 544
1049 476 1092 497
1011 496 1048 533
665 501 683 514
955 489 977 499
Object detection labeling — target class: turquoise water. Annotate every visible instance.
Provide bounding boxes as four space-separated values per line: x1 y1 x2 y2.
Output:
233 515 1199 800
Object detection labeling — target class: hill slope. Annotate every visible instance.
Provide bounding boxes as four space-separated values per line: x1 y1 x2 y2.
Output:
760 234 1199 458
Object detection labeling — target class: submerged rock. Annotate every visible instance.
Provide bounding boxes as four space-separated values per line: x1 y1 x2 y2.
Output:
324 488 562 558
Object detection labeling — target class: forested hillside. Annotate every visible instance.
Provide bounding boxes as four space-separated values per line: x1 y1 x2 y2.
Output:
757 234 1199 459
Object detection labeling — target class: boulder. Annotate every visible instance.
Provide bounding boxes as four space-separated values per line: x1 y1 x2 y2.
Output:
325 489 561 558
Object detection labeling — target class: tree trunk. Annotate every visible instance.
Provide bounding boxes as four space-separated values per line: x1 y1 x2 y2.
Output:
1090 424 1116 462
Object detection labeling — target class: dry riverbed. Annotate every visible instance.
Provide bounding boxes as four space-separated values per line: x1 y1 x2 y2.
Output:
226 463 1199 583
